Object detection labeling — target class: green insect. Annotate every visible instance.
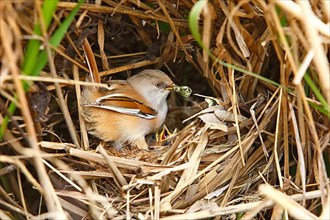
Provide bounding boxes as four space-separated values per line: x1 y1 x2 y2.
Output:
173 86 192 98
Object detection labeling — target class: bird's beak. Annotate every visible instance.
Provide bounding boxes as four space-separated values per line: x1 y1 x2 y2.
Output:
165 83 177 91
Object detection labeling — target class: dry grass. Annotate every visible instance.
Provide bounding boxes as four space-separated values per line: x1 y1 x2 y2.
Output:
0 0 329 219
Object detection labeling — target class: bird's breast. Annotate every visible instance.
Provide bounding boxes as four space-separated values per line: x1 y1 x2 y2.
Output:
154 102 168 130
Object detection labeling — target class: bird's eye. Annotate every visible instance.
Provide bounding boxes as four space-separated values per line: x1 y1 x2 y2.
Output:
155 81 165 89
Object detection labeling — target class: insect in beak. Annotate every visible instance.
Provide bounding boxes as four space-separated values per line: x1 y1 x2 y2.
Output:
173 85 192 98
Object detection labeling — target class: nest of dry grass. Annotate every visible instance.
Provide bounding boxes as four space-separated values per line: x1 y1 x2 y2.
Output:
0 0 329 219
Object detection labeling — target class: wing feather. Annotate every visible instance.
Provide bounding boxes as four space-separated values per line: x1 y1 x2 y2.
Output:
83 94 157 119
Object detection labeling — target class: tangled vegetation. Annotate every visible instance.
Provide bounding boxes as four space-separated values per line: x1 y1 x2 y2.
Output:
0 0 329 219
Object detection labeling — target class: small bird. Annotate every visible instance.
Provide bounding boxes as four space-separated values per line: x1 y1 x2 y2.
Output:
82 69 175 150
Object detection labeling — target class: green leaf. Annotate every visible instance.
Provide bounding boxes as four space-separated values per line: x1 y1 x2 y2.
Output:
22 0 59 76
158 21 171 34
275 5 288 27
304 72 330 118
30 0 83 76
188 1 329 118
0 0 83 139
188 0 207 48
188 0 282 89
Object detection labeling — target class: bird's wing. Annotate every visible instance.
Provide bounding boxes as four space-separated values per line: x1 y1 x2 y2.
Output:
83 93 157 119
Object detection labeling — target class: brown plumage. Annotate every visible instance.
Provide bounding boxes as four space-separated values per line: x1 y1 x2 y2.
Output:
82 69 175 150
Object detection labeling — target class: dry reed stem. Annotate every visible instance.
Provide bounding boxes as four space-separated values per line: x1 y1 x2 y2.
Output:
1 0 329 219
1 74 109 88
161 188 325 220
97 144 128 187
275 0 330 37
259 184 318 219
1 2 66 216
83 38 100 83
73 65 90 150
0 199 34 218
44 30 81 150
97 19 110 70
99 57 162 76
57 1 187 27
298 1 330 104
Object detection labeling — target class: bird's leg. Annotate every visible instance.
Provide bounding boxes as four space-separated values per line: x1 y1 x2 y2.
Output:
134 138 149 150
